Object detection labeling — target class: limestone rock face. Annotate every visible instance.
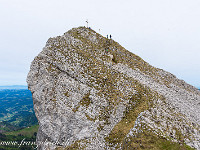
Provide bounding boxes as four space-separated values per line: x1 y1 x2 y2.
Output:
27 27 200 150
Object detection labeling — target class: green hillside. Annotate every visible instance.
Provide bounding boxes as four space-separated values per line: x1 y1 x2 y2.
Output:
0 125 38 150
5 125 39 138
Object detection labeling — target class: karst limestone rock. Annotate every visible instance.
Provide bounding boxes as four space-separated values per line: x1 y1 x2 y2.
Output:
27 27 200 150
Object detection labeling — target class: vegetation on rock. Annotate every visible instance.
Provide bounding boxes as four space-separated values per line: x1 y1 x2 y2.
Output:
27 26 200 150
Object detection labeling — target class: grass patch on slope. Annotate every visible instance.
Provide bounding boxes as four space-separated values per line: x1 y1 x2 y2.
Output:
105 81 155 147
5 125 39 138
122 130 195 150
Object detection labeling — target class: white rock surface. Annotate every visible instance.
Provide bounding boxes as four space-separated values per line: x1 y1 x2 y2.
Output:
27 27 200 150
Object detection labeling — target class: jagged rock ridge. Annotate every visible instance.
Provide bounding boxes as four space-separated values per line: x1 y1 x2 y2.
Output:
27 27 200 150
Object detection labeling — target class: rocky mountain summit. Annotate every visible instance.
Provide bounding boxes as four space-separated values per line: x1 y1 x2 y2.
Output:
27 27 200 150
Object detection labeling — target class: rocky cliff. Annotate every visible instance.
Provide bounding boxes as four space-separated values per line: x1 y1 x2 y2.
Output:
27 27 200 150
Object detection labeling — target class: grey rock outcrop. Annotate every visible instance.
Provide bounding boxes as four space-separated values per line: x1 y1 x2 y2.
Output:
27 27 200 150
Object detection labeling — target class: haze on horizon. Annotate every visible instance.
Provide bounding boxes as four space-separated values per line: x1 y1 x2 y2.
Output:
0 0 199 88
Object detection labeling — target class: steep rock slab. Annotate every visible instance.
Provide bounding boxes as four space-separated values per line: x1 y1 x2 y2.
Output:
27 27 200 150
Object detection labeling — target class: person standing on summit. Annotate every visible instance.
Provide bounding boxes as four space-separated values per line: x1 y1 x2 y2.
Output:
110 34 112 39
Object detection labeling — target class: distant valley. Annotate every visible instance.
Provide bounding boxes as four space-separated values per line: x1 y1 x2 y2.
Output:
0 87 38 133
0 86 38 149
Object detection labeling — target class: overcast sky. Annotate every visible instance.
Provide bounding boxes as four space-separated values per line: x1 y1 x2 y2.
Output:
0 0 199 88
